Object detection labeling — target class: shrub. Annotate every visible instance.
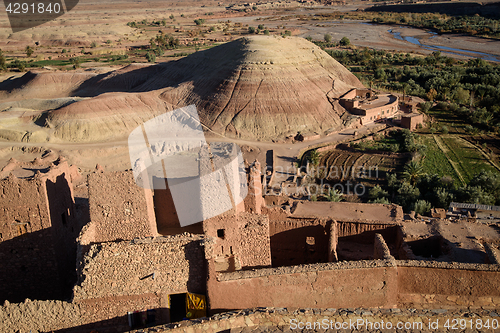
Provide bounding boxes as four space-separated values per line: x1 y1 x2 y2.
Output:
324 33 332 43
146 52 156 63
326 189 343 202
248 26 256 34
25 46 34 57
340 36 350 46
413 200 432 216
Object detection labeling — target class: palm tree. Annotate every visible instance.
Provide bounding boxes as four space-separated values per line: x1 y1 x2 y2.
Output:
402 160 425 185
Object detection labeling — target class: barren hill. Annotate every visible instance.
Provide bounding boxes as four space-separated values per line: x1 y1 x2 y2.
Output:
0 36 364 143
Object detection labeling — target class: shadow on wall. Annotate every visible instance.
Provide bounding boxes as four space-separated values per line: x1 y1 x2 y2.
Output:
0 228 73 303
337 225 399 261
184 241 208 294
53 307 169 333
270 225 329 267
45 174 81 296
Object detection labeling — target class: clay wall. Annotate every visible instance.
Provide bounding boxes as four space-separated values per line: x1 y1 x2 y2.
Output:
245 161 265 214
397 261 500 308
359 99 398 125
73 235 206 301
0 161 79 303
87 171 157 243
203 212 271 269
328 221 338 262
0 293 163 333
337 222 399 243
401 113 424 131
374 233 393 260
207 260 398 311
269 218 331 267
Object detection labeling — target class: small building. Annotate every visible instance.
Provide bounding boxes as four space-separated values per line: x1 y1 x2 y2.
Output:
400 112 424 130
339 88 399 125
449 202 500 220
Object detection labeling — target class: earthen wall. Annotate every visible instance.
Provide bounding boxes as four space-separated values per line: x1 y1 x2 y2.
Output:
74 235 206 301
87 171 157 243
397 262 500 308
269 218 331 266
203 213 271 269
207 260 398 311
0 161 79 303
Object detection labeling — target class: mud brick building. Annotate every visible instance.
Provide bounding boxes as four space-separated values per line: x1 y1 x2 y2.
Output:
0 157 81 303
1 160 500 332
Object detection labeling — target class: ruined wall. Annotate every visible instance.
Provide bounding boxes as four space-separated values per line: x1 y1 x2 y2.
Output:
87 171 157 243
244 161 265 214
269 218 331 267
74 235 206 301
203 212 271 270
0 161 79 303
374 233 392 260
207 260 398 311
0 294 162 333
397 262 500 308
337 222 398 242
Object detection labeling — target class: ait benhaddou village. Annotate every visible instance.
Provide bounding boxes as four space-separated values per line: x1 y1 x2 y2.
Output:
1 0 500 332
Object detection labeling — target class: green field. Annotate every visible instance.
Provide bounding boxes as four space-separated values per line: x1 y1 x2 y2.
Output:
420 135 460 183
420 133 498 186
441 136 498 184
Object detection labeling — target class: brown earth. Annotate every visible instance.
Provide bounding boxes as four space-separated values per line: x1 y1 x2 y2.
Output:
0 36 363 143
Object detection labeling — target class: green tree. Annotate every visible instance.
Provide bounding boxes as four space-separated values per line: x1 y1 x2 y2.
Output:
13 59 26 71
0 49 6 71
402 160 426 185
308 149 320 166
368 185 389 201
454 87 470 105
146 52 156 63
69 57 81 68
339 36 350 46
426 88 437 101
326 188 343 202
258 24 265 30
413 200 431 215
248 26 256 34
468 170 500 205
264 29 270 36
324 33 332 43
369 197 390 204
25 45 34 57
374 68 387 81
396 182 420 212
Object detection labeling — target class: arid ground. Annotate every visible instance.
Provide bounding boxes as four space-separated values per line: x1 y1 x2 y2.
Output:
0 0 499 176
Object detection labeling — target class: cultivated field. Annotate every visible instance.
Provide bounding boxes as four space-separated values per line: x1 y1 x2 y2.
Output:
316 147 407 187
